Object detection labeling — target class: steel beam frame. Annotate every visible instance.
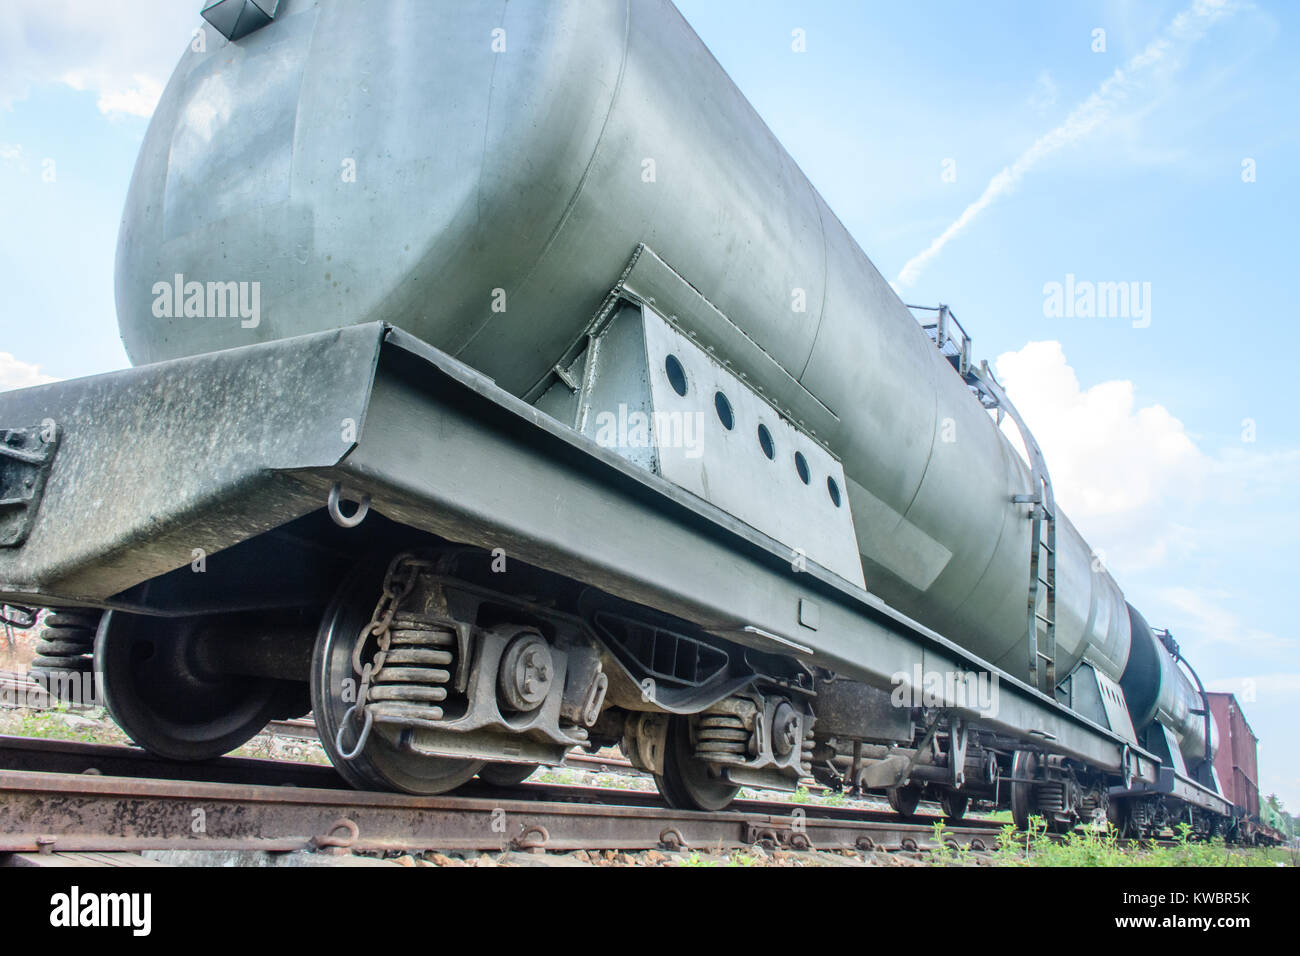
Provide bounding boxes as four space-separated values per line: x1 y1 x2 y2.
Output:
0 324 1157 782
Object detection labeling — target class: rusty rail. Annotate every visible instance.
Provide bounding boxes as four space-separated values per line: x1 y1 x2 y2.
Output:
0 736 1002 856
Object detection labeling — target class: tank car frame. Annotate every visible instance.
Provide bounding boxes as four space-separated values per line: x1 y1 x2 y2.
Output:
0 280 1233 834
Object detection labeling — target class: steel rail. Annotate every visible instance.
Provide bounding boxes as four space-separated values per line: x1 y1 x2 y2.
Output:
0 737 1002 856
0 735 1001 829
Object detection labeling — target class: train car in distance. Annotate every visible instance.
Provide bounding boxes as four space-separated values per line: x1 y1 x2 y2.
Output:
1208 692 1285 845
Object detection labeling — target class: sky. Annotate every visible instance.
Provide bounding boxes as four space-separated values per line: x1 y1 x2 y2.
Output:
1 1 1297 808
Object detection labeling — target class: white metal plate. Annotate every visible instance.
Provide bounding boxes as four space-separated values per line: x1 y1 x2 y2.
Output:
641 305 865 587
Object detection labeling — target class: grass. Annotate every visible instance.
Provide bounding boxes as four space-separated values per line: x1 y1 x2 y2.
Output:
0 703 127 746
987 817 1297 867
0 702 334 764
676 848 767 867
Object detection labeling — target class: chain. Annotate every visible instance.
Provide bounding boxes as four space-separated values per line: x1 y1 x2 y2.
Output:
1 605 38 651
1 604 37 629
335 555 423 760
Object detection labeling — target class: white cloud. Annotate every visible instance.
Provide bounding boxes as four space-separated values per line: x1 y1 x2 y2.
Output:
1161 589 1297 651
895 0 1240 289
61 70 166 120
1027 70 1058 113
1207 672 1300 698
0 1 200 118
995 340 1208 569
0 352 59 391
994 339 1300 579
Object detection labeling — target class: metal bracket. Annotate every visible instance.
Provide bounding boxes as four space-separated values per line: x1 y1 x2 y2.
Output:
201 0 279 42
892 709 946 789
950 718 968 789
0 424 61 548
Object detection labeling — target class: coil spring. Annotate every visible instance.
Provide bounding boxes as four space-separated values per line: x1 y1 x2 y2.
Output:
801 725 814 776
695 714 749 761
366 612 455 729
1037 781 1067 814
30 610 100 678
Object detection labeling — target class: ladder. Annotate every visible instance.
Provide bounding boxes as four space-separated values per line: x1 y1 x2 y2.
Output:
908 305 1058 695
969 362 1058 695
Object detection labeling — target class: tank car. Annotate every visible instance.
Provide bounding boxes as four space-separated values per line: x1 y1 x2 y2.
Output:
0 0 1234 834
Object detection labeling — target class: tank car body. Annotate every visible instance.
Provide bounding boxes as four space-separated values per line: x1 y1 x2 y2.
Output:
0 0 1233 832
118 0 1136 701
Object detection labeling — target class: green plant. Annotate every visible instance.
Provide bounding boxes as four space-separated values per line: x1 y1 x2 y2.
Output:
991 815 1293 867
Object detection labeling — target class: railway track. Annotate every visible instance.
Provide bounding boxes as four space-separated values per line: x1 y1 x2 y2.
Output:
0 735 1003 861
1 668 892 801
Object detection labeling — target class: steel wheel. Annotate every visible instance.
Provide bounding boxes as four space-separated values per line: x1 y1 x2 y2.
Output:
1106 796 1131 837
478 762 539 786
887 782 922 817
311 560 483 794
96 610 303 761
1010 750 1037 831
654 714 741 811
939 790 968 822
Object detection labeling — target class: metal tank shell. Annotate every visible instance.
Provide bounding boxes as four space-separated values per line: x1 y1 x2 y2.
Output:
116 0 1133 687
1121 605 1218 762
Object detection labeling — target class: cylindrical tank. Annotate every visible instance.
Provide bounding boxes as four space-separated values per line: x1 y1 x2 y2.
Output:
116 0 1132 687
1121 605 1218 763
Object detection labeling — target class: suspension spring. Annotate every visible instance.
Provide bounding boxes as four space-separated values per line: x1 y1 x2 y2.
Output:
30 609 101 678
695 713 749 762
366 612 456 729
1037 781 1067 814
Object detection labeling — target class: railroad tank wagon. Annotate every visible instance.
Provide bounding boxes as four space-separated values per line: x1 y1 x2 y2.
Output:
119 0 1137 698
0 0 1228 831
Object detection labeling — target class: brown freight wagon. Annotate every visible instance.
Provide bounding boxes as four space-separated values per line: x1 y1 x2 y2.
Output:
1207 691 1260 819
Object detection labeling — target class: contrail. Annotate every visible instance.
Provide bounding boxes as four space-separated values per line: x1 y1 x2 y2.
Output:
895 0 1239 290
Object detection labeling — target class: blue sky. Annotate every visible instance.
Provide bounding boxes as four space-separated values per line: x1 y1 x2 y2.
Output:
2 1 1297 808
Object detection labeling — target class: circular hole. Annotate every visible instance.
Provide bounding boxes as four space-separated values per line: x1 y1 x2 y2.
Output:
827 476 842 507
665 354 688 396
714 391 734 430
794 451 810 485
757 424 775 460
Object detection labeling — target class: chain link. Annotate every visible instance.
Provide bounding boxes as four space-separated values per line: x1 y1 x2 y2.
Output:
335 554 423 760
1 604 38 651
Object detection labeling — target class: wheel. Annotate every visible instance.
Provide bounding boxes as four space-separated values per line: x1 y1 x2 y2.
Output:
311 560 484 794
1107 797 1139 838
939 790 968 822
887 782 922 817
478 762 539 786
96 610 303 761
654 714 741 811
1010 750 1037 831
